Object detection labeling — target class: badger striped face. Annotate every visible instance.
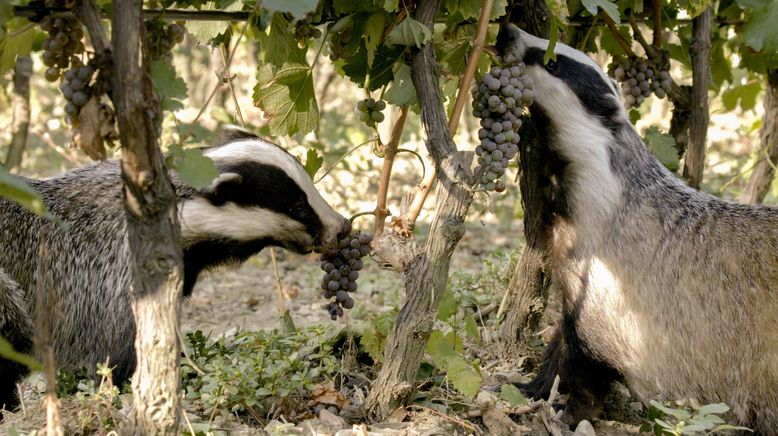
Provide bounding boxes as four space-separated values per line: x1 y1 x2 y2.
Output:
178 129 348 259
496 24 626 130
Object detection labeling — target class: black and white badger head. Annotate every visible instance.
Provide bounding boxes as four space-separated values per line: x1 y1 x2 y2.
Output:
495 24 648 229
177 128 349 294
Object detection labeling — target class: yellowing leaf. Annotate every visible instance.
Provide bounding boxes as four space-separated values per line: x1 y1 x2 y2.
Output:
386 17 432 48
253 63 319 136
0 22 35 75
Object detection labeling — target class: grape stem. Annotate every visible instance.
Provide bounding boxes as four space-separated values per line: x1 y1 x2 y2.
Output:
313 138 377 184
350 211 376 223
600 12 636 58
652 0 662 49
397 0 493 232
374 105 409 238
396 148 426 181
628 14 659 60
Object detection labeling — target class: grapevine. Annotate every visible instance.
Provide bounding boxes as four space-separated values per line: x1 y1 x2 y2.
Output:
145 18 186 62
608 56 672 109
318 232 372 320
471 56 534 192
59 61 95 125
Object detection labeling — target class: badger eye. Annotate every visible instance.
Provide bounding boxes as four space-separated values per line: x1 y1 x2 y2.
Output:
545 59 557 72
290 200 309 219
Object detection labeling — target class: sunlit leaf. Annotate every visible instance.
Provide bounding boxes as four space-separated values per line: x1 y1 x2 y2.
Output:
386 17 432 48
722 81 762 112
0 22 34 75
446 357 481 398
436 289 458 321
581 0 620 23
0 335 41 371
256 13 307 67
464 315 480 343
384 64 417 106
303 148 323 179
364 12 387 69
741 0 778 54
253 63 319 136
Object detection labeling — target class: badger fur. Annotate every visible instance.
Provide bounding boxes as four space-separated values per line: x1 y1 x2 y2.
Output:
497 24 778 433
0 128 348 411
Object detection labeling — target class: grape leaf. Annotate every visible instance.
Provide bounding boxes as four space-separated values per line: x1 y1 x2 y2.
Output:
644 127 679 171
384 63 417 106
0 22 34 75
464 315 480 343
581 0 620 24
741 0 778 54
256 13 307 67
685 0 713 17
599 25 633 57
386 17 432 48
436 289 458 321
341 44 403 91
439 37 471 76
446 0 482 19
253 63 319 136
333 0 375 14
446 357 481 398
544 0 569 62
0 2 13 38
722 81 762 112
303 148 323 179
166 144 219 190
0 335 41 372
381 0 399 12
185 3 238 44
500 384 528 406
364 12 387 69
0 168 46 216
710 39 733 89
262 0 318 19
151 61 188 112
490 0 509 19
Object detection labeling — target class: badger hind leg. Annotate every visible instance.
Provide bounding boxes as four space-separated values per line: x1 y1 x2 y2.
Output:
516 319 620 426
0 270 34 414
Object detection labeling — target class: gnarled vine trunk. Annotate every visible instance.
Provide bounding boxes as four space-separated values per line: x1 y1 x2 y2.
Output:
681 8 711 189
4 55 32 172
739 68 778 204
364 0 474 420
111 1 184 434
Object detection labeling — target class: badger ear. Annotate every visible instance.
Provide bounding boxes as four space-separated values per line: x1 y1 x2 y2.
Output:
221 125 259 142
201 172 242 195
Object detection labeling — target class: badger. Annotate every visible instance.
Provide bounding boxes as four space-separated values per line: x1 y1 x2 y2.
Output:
0 127 349 411
496 24 778 433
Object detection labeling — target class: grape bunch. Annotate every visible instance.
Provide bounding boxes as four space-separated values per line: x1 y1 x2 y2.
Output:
471 62 534 192
59 62 95 123
609 57 672 109
355 98 386 128
40 16 85 82
327 21 354 61
145 19 186 61
294 12 323 47
319 232 372 320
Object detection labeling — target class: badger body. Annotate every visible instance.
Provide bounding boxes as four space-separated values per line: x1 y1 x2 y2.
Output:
497 25 778 433
0 129 347 411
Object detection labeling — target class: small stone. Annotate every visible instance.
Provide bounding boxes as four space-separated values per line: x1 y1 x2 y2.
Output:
629 401 643 412
319 408 348 430
573 419 596 436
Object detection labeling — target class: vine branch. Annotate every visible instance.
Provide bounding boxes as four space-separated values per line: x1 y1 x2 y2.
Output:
374 105 409 238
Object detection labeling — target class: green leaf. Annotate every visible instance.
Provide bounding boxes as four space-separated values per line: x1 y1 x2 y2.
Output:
364 12 387 69
184 3 238 44
446 0 482 19
629 108 641 124
167 144 219 189
650 400 692 420
151 61 188 112
721 81 762 112
464 315 480 343
382 0 399 12
439 37 471 76
581 0 620 24
490 0 509 19
385 17 432 48
256 13 308 67
446 357 481 398
436 289 458 321
710 39 733 89
253 63 319 136
644 126 679 171
341 44 404 91
281 309 297 334
685 0 713 17
261 0 318 19
599 25 633 57
384 63 417 106
0 2 13 38
0 168 46 216
0 22 35 75
696 403 729 415
0 335 42 371
499 384 528 407
333 0 374 14
741 1 778 54
303 148 323 179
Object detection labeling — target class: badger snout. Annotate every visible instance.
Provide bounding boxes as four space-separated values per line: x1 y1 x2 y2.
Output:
315 216 351 252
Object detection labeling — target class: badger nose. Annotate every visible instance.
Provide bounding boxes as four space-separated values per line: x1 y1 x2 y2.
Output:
338 218 352 239
496 23 520 56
